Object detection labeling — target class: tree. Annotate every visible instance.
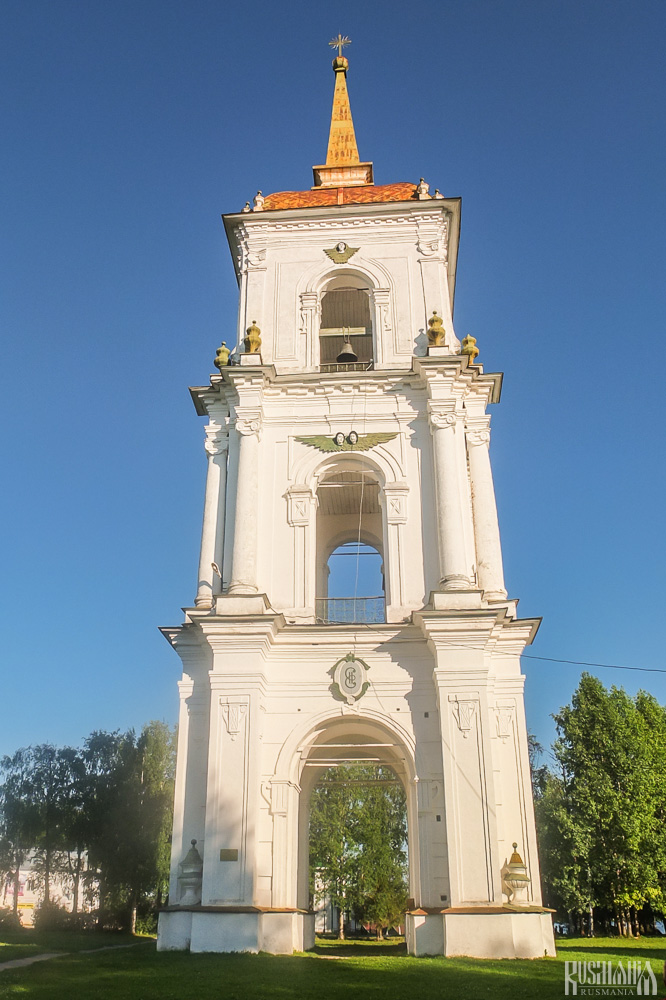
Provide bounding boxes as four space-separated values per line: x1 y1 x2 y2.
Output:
27 744 77 906
0 723 175 931
82 723 175 931
535 675 666 935
127 721 176 925
309 764 408 938
0 748 44 916
350 769 408 937
309 766 360 937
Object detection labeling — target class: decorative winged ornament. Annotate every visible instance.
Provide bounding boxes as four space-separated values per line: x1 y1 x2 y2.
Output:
323 242 359 264
295 432 397 453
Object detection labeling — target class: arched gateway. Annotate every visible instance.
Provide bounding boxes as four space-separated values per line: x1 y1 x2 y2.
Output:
157 46 555 959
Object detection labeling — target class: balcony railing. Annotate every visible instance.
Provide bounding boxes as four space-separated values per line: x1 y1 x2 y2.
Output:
315 597 386 624
320 361 373 374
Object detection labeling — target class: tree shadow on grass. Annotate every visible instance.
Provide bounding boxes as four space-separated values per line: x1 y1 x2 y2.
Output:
312 940 407 958
557 942 666 959
1 946 568 1000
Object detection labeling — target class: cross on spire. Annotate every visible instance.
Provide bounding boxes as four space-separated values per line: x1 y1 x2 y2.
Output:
329 34 351 58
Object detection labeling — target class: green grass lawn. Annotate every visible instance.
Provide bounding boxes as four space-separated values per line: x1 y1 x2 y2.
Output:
0 934 664 1000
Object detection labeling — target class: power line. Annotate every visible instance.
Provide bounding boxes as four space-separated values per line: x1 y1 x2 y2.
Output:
521 653 666 675
347 622 665 677
288 615 665 678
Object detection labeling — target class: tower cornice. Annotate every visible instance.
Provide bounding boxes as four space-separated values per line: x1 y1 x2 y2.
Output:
224 198 459 232
411 357 503 403
189 359 502 418
223 198 461 307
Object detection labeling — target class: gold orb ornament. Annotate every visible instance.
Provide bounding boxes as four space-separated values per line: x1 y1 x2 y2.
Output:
214 342 230 369
244 320 262 354
427 311 446 347
461 334 479 364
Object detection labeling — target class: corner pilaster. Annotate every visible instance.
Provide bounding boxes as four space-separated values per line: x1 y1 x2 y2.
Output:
195 415 229 608
464 404 507 602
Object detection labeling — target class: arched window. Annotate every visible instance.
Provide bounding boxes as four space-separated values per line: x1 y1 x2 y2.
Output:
315 468 385 623
325 542 385 623
319 275 373 372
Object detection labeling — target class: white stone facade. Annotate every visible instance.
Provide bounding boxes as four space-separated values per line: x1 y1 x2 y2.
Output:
157 191 555 959
224 200 460 374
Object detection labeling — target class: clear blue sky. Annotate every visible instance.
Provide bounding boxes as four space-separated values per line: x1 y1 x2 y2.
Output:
2 0 665 761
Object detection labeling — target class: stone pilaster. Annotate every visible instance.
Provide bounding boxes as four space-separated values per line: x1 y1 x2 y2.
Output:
195 423 229 608
228 412 261 595
285 484 318 611
382 481 409 612
466 417 507 601
428 405 473 590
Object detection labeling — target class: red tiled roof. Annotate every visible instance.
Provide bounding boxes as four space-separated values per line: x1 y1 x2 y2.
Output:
262 182 418 211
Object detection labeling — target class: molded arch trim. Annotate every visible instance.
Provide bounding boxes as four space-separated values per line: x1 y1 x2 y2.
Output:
272 706 423 787
299 257 396 298
291 446 404 491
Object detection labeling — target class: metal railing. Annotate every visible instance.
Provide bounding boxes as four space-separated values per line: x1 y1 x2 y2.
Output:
315 597 386 624
320 361 374 373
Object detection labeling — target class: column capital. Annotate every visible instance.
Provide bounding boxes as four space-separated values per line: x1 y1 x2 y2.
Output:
428 403 460 431
466 428 491 448
204 425 229 456
235 410 262 437
465 414 491 447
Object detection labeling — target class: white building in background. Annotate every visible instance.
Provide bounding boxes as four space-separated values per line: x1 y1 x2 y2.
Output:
157 42 555 959
2 854 95 925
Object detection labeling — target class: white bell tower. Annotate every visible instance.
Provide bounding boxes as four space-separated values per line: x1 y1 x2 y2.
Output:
157 44 555 959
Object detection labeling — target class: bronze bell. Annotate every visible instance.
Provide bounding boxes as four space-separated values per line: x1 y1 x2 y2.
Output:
336 334 358 364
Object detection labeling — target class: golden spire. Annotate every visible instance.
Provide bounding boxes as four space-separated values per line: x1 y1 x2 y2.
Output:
325 36 360 167
312 36 373 189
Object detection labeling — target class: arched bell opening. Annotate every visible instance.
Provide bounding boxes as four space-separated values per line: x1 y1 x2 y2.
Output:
315 466 386 623
318 273 374 372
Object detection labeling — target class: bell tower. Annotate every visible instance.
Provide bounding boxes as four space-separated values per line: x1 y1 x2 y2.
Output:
157 43 555 959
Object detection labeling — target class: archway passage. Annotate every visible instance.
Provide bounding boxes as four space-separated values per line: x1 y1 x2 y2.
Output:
309 763 408 940
295 714 418 939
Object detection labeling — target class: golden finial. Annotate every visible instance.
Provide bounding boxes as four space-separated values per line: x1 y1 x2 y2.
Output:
214 341 230 369
427 311 446 347
461 333 479 364
329 34 351 58
244 320 262 354
510 843 523 864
